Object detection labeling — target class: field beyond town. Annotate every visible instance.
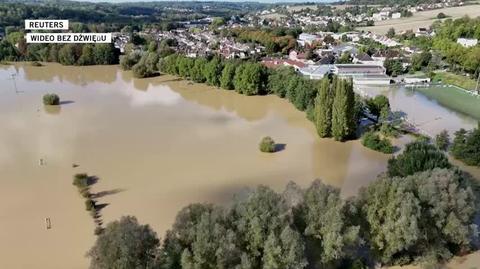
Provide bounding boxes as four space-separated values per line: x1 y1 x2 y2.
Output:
358 5 480 34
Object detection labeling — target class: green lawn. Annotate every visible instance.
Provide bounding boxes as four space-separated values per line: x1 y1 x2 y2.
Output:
433 72 477 91
416 85 480 120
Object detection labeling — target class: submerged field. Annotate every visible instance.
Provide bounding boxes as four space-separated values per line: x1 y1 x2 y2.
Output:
415 85 480 120
1 63 480 269
0 63 390 269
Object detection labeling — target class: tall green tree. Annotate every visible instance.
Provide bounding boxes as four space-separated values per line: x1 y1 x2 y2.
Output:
204 57 223 87
220 61 237 90
314 77 334 137
331 77 356 141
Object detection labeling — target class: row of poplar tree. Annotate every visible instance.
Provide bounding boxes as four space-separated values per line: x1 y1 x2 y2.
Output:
121 51 358 141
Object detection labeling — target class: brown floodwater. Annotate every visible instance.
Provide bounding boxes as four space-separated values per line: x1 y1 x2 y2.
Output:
0 63 478 269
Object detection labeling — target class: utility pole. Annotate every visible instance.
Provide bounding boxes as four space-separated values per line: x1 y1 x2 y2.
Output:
10 73 19 94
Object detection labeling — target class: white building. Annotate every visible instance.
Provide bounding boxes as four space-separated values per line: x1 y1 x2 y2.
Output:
457 38 478 48
391 12 401 19
298 33 321 46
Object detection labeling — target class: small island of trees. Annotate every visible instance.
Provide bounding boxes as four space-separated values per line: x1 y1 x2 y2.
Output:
259 136 276 153
42 93 60 106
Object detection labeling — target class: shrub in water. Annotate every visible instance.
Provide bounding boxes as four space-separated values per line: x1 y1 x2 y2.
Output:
43 93 60 105
85 199 96 211
259 136 276 153
73 173 89 190
361 130 394 154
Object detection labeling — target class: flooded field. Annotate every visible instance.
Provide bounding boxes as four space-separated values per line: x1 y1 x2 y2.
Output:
357 85 479 136
0 63 391 269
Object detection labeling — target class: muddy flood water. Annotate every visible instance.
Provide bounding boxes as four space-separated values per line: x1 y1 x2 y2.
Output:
0 63 479 269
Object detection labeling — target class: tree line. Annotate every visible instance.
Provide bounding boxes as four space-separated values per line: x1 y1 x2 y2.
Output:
121 49 358 141
87 139 479 269
0 33 120 66
432 16 480 75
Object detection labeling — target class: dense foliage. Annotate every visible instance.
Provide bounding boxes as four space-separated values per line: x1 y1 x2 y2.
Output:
259 136 276 153
42 93 59 105
432 17 480 75
387 141 451 177
0 35 120 65
361 130 394 154
88 216 160 269
451 126 480 166
91 166 479 269
435 129 450 151
360 168 477 266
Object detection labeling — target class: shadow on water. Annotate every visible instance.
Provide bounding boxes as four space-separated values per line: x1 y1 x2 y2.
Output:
90 188 125 199
275 143 287 152
59 100 75 105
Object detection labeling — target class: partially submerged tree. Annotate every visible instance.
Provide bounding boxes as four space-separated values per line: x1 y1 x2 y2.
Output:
387 141 451 177
42 93 60 105
88 216 160 269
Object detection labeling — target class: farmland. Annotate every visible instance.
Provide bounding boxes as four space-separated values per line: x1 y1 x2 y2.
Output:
358 5 480 34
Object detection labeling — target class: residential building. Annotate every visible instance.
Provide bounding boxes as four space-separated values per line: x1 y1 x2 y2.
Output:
457 38 478 48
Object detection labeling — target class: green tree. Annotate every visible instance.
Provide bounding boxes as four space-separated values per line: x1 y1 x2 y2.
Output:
360 168 477 265
450 125 480 166
383 58 403 77
314 77 334 137
88 216 160 269
435 129 450 151
93 43 119 65
361 130 394 154
366 95 390 121
204 57 223 87
299 180 360 266
387 141 451 177
220 61 237 90
233 63 266 95
331 77 356 141
190 58 208 83
58 44 77 65
77 44 95 65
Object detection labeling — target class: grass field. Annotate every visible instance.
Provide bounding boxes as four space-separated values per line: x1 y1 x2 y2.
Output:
358 5 480 34
415 85 480 120
433 72 478 91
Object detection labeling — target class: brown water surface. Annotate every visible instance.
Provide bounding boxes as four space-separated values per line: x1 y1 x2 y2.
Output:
0 63 477 269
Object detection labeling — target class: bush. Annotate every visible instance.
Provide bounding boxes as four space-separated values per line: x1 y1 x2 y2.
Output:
435 130 450 151
361 131 394 154
73 173 89 189
437 12 447 19
450 127 480 166
259 136 276 153
387 141 451 177
42 93 60 105
85 199 96 211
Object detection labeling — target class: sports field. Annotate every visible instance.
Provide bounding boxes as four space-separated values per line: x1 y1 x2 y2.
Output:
415 85 480 120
